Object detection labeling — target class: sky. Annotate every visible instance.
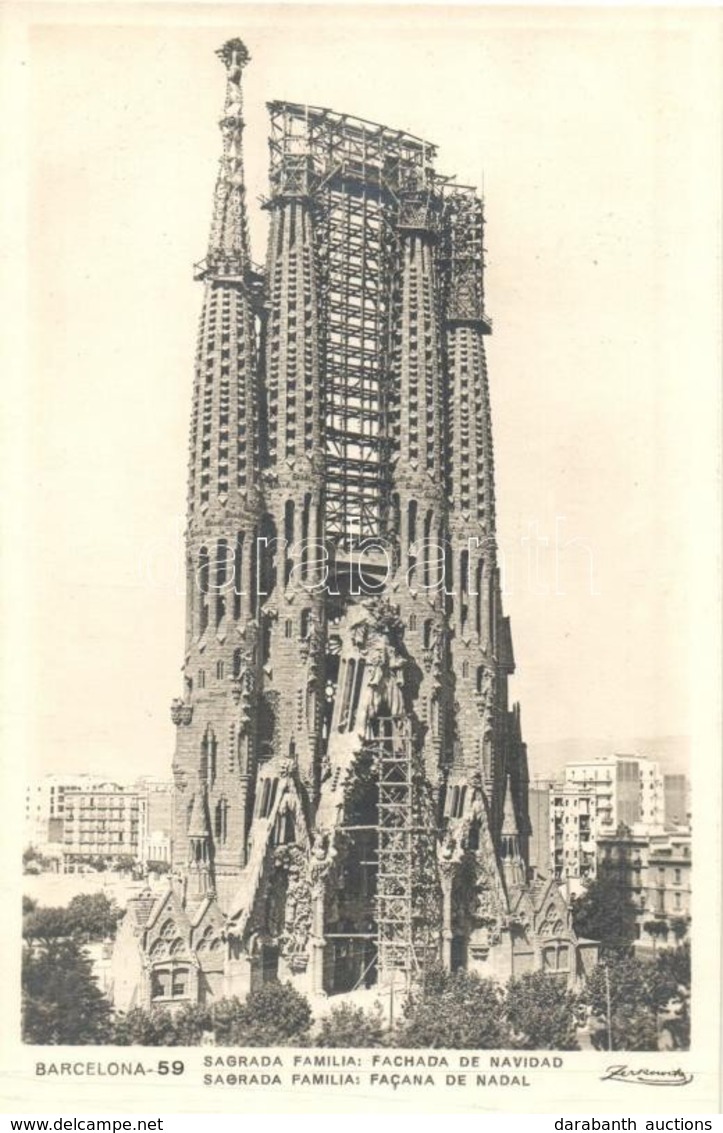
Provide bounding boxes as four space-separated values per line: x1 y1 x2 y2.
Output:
9 4 720 782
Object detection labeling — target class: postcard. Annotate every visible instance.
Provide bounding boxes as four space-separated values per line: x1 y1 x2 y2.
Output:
1 2 720 1115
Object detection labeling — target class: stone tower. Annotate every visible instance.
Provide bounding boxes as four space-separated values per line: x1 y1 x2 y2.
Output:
114 40 583 1011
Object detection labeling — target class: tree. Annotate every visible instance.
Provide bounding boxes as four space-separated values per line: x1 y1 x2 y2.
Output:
113 1007 185 1046
643 919 669 953
583 956 679 1052
66 892 123 939
23 906 74 944
232 981 313 1045
204 997 247 1045
657 940 690 990
111 855 137 874
656 942 691 1052
316 1002 387 1048
22 939 112 1044
398 967 510 1049
23 846 53 873
571 874 638 954
23 893 123 949
112 987 312 1047
505 972 580 1050
22 896 37 915
670 917 689 945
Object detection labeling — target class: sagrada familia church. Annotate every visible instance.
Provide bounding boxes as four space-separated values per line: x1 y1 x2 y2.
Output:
112 39 590 1010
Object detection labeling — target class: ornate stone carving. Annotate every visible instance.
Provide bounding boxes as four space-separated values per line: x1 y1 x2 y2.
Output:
309 832 337 896
171 698 193 726
475 666 496 737
173 768 188 792
273 844 313 966
438 829 464 881
230 661 255 733
299 608 323 670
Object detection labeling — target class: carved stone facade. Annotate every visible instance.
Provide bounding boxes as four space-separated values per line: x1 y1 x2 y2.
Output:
113 39 586 1011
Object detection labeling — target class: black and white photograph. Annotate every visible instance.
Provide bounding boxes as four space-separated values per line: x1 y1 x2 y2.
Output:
3 2 720 1116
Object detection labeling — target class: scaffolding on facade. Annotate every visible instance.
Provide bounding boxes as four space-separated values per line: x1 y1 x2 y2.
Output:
371 715 416 979
265 102 447 550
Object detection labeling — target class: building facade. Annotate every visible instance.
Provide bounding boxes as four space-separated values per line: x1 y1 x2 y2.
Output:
539 755 669 884
564 754 664 833
663 774 689 828
113 40 586 1011
550 783 597 885
527 780 553 879
24 775 174 869
25 775 111 855
597 828 691 950
62 784 145 864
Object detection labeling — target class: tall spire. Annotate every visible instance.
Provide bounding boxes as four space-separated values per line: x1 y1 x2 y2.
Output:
175 41 262 913
207 38 252 271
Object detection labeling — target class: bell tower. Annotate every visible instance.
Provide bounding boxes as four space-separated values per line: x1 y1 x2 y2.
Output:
170 39 263 912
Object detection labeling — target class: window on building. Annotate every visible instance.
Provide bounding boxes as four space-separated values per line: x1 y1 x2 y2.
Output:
215 798 228 844
337 659 356 732
151 969 170 1000
258 778 278 820
171 967 189 998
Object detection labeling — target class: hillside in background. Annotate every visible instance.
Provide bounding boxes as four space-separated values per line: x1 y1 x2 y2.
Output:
526 735 691 784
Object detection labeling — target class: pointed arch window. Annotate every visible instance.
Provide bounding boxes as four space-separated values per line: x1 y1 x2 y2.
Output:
216 539 228 625
198 546 210 633
214 798 228 844
202 727 217 788
460 549 469 630
408 500 417 582
337 659 356 732
233 532 244 620
475 560 484 637
284 500 295 586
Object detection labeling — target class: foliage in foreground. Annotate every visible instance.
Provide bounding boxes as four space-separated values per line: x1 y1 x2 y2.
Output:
23 891 123 943
582 946 690 1051
21 889 691 1052
114 982 313 1047
22 939 113 1045
397 967 511 1049
315 1002 388 1047
571 874 639 955
506 971 580 1050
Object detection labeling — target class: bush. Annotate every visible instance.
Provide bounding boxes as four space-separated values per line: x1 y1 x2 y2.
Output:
316 1002 387 1047
234 981 313 1045
113 1007 181 1046
506 972 580 1050
22 939 112 1044
398 966 510 1049
583 956 681 1052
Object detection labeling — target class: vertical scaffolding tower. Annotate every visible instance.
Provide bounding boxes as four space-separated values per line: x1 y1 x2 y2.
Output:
373 715 416 980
